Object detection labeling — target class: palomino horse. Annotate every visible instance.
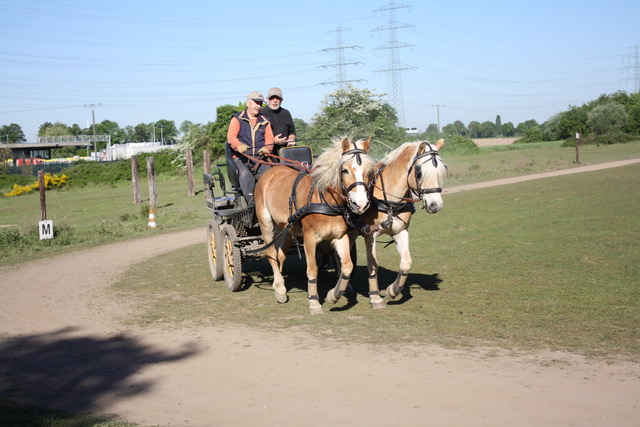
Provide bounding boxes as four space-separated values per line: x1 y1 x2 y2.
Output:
254 137 375 315
361 139 447 308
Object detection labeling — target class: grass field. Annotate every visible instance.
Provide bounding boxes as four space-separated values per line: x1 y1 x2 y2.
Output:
1 142 639 425
110 161 640 361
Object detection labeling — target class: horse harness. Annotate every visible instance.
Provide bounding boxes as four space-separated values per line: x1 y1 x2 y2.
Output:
287 144 372 233
372 144 443 230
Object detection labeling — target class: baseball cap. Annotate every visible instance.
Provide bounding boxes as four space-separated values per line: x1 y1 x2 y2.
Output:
246 91 264 102
267 87 283 99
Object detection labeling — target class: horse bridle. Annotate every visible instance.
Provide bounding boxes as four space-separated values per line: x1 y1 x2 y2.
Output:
407 144 443 198
340 143 370 197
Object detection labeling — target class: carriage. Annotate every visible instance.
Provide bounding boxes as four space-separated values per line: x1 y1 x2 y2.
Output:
204 137 447 314
203 143 315 292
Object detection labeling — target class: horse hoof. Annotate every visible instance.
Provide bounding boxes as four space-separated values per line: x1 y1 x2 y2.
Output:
385 284 398 300
275 291 288 304
309 301 324 315
370 295 386 309
325 290 339 305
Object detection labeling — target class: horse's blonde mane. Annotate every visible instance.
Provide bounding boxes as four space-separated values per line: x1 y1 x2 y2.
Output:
311 136 375 193
380 140 447 183
380 141 417 166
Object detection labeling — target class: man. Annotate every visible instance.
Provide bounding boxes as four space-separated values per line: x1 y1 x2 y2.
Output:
227 91 274 204
260 87 296 155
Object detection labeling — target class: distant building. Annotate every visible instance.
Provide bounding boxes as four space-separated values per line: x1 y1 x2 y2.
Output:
405 127 419 134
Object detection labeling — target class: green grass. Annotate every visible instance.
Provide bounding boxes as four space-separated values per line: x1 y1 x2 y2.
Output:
2 144 639 424
2 142 639 267
444 139 640 185
0 172 213 266
112 163 640 361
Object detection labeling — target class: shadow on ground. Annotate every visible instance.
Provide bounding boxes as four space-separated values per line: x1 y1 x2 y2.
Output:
0 327 198 414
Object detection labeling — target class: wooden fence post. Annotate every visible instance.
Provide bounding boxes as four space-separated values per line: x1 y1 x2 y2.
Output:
147 156 157 210
203 149 212 201
186 149 195 196
203 149 211 175
131 155 141 204
38 170 47 220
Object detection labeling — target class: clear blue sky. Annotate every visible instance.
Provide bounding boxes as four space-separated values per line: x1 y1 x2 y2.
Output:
1 0 638 141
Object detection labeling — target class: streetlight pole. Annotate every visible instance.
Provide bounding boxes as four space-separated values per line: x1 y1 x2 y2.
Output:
431 104 445 133
83 103 101 160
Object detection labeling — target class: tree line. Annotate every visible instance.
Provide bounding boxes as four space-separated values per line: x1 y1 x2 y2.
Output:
2 87 639 162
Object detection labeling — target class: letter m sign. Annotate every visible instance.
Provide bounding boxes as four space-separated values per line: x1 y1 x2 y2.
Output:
39 220 54 240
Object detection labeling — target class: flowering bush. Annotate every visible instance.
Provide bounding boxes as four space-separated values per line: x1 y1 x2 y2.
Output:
3 173 69 197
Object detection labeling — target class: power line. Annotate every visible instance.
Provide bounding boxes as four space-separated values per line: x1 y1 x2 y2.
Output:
372 2 415 127
318 26 365 87
621 44 639 93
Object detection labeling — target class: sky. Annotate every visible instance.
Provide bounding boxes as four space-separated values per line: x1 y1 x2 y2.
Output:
1 0 638 142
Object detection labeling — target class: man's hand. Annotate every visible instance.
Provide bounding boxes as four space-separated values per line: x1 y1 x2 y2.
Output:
286 140 296 146
236 144 249 153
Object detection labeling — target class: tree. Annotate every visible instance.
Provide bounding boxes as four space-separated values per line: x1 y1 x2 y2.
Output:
154 119 178 143
209 104 243 159
442 120 467 136
495 115 502 136
180 120 194 135
293 118 308 141
501 122 515 137
96 120 126 146
587 102 628 135
133 124 149 142
546 106 588 140
515 119 539 136
39 122 71 137
306 84 404 151
425 123 439 134
1 123 26 143
479 121 497 138
467 121 481 138
626 93 640 134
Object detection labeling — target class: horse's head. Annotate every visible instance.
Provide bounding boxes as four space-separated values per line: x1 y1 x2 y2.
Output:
339 137 375 215
410 139 447 213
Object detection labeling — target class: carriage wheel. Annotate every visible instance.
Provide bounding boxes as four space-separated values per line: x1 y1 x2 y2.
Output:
207 219 224 281
221 224 243 292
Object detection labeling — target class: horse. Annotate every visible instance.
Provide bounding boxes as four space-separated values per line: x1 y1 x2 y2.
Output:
254 136 376 315
360 139 447 309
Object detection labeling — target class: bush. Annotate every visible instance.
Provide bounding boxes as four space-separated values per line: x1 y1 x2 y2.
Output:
561 132 637 147
0 175 33 193
60 149 182 187
2 173 68 197
439 134 481 155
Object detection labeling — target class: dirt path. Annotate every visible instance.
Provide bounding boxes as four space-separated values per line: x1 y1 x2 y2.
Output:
1 160 639 426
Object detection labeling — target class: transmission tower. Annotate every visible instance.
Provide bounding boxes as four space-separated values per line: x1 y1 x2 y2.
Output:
622 44 640 93
318 26 365 87
372 2 415 126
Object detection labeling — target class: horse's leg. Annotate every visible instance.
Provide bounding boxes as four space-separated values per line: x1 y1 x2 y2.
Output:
363 232 385 309
256 201 288 303
325 235 353 305
386 229 412 299
302 236 323 315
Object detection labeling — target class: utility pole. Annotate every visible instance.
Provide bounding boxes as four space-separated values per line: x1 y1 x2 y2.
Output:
319 26 365 87
372 2 415 127
83 103 101 160
621 44 639 93
431 104 445 132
